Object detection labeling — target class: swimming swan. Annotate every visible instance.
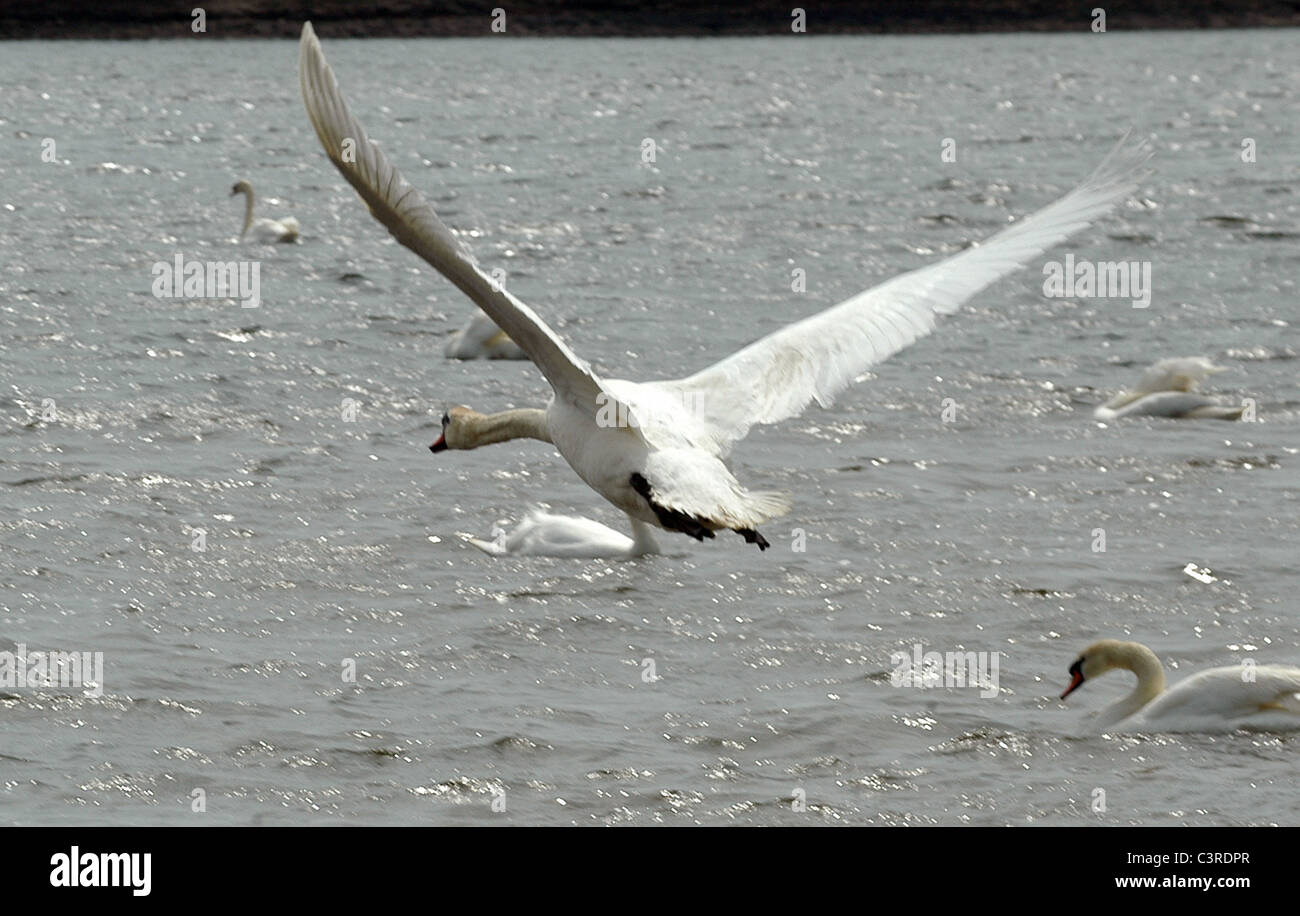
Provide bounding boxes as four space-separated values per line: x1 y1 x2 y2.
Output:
463 509 659 558
231 179 300 243
445 310 527 360
299 22 1151 551
1060 639 1300 732
1094 356 1243 420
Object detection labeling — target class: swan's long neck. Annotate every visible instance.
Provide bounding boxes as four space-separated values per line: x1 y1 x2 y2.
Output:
467 408 551 447
1098 643 1167 726
238 187 256 237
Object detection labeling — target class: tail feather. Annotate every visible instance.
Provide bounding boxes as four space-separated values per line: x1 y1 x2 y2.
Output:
745 489 794 523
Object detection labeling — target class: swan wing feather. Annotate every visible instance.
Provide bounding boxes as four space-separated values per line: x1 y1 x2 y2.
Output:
298 22 603 407
646 134 1153 457
1144 665 1300 721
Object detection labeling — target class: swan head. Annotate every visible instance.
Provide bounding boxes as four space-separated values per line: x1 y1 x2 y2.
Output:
1060 639 1161 699
429 406 477 452
428 405 551 451
230 180 253 197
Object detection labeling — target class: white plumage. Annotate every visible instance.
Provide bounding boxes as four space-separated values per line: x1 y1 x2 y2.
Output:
444 311 527 360
1060 639 1300 733
300 21 1151 550
1094 356 1244 420
463 509 659 558
230 179 300 243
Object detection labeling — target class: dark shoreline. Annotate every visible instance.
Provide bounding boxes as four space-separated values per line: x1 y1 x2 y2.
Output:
2 2 1299 40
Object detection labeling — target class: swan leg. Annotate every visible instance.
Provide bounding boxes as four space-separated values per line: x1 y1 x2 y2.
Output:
736 528 770 551
627 518 662 557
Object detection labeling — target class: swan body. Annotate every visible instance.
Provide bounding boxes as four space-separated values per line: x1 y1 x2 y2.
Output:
1094 356 1243 420
1060 639 1300 732
464 509 660 558
445 310 527 360
300 22 1151 550
231 179 300 243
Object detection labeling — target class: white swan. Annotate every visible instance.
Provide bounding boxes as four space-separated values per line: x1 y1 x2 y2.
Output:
445 310 527 360
300 22 1151 551
1094 356 1244 420
463 508 659 558
231 179 300 243
1060 639 1300 732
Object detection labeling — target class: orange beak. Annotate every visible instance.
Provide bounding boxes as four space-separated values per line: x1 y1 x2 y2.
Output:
1060 670 1085 700
429 435 446 453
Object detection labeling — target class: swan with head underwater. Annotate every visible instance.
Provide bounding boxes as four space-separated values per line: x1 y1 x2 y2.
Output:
231 179 300 243
1094 356 1244 420
299 21 1153 553
463 508 659 558
444 310 527 360
1060 639 1300 732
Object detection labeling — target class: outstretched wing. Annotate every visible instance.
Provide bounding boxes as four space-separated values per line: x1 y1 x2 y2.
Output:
646 134 1153 457
298 21 605 409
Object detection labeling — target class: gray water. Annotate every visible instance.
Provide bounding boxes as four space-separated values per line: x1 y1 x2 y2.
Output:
1 30 1297 826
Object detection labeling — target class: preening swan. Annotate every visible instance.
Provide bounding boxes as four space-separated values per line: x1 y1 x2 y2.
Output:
300 22 1150 550
230 179 300 243
464 508 659 558
1060 639 1300 732
445 310 527 360
1094 356 1244 420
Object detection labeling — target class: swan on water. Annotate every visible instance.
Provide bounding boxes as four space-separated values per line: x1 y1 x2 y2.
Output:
230 179 300 243
300 21 1151 551
463 508 660 558
1094 356 1244 420
1060 639 1300 732
445 310 527 360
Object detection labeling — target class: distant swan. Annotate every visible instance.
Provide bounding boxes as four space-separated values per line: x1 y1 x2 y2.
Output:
1094 356 1243 420
464 509 660 558
445 311 527 360
231 179 300 243
300 22 1151 551
1060 639 1300 732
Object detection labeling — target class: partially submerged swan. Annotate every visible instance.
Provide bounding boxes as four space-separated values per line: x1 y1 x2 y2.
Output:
1094 356 1243 420
445 310 527 360
300 22 1151 551
231 179 300 243
463 509 659 558
1060 639 1300 732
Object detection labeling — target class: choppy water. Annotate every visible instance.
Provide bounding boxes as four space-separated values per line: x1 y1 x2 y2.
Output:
1 29 1297 826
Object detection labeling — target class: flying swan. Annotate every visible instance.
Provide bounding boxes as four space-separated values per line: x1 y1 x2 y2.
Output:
1094 356 1244 420
299 21 1152 551
1060 639 1300 732
230 179 300 243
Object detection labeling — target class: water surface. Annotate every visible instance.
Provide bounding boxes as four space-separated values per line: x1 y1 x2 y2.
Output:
1 30 1297 825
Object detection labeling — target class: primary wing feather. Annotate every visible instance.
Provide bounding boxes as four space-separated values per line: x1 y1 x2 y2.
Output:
298 22 604 407
647 134 1153 457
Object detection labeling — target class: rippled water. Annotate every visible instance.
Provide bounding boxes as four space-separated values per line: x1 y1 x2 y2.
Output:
1 29 1297 825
